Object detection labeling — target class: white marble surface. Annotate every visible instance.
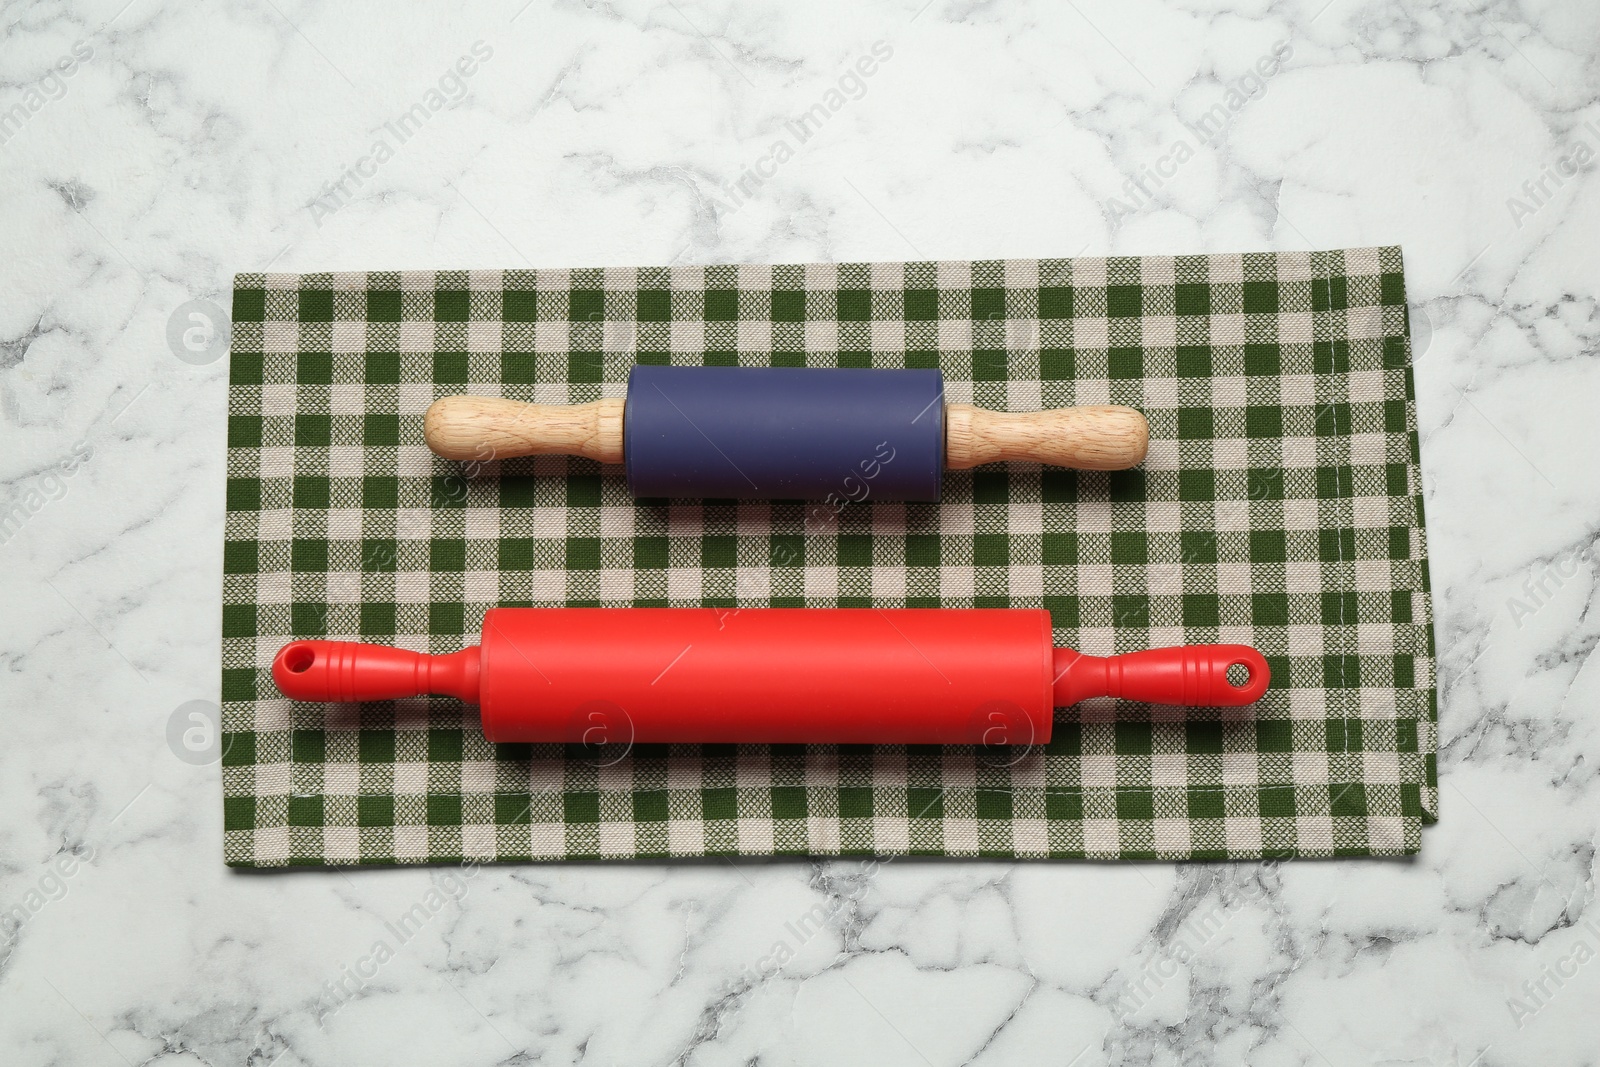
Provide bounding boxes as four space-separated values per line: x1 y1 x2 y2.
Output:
2 0 1597 1063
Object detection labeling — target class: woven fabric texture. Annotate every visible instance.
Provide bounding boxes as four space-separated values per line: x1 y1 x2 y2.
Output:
222 246 1437 866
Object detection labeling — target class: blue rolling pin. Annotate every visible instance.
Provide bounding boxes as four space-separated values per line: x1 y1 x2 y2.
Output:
423 366 1147 501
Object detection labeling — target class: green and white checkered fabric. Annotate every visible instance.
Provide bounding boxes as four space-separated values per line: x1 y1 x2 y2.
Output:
222 246 1437 866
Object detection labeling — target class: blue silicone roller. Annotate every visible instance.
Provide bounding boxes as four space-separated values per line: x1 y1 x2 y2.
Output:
625 366 943 500
424 366 1147 501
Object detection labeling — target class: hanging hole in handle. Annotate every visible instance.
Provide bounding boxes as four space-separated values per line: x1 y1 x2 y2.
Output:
283 644 316 673
1226 662 1251 688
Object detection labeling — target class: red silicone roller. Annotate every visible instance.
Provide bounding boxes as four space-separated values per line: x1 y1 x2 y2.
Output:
271 608 1269 745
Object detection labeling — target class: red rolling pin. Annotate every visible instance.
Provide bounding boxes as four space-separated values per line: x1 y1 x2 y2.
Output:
271 608 1268 746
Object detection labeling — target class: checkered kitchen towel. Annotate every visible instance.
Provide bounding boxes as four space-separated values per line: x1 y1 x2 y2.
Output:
222 246 1436 866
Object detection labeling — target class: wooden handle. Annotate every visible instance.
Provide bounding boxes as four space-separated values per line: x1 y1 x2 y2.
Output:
944 404 1148 470
423 395 625 463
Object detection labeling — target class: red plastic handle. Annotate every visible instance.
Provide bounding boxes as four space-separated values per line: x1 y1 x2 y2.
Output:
271 640 481 704
1052 644 1269 707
